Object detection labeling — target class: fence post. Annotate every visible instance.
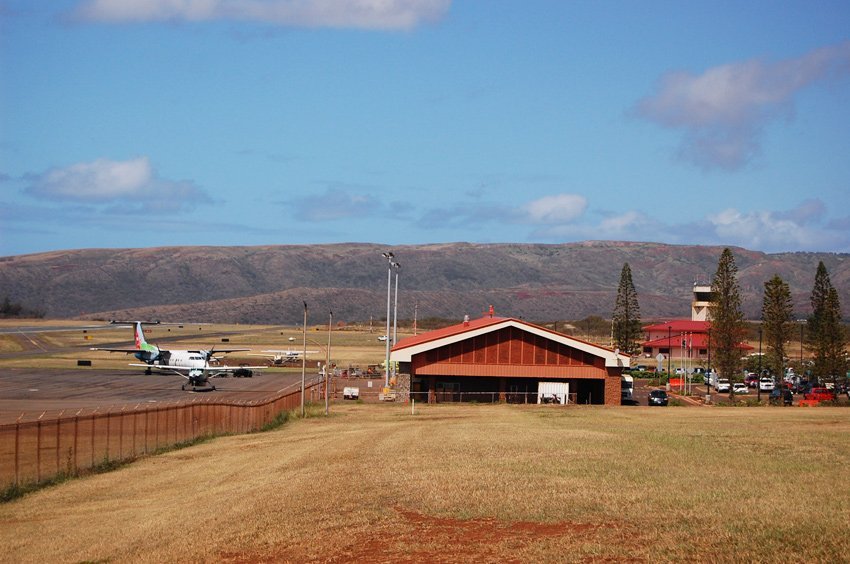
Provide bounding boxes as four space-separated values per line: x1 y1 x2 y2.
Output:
106 410 111 462
37 419 41 483
144 409 149 455
74 415 79 474
119 407 124 461
56 416 61 476
14 421 20 486
90 413 95 469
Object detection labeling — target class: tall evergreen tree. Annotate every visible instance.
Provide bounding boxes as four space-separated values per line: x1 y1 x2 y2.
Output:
710 248 745 381
807 261 832 349
761 275 794 378
612 263 642 355
808 262 847 381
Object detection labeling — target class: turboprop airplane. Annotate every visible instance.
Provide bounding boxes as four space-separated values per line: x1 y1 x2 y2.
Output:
248 349 320 365
91 321 263 390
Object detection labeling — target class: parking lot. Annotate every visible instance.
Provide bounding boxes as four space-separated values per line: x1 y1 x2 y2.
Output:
629 377 849 407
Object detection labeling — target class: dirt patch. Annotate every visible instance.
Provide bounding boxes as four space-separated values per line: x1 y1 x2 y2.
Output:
222 506 634 563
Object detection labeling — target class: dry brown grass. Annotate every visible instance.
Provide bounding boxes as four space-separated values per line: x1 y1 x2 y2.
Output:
0 321 398 370
1 403 849 563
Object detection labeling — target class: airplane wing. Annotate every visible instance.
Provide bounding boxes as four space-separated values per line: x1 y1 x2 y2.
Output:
257 350 320 355
129 363 265 372
188 349 250 354
91 347 140 354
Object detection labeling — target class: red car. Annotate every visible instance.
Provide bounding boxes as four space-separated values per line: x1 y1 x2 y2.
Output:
803 387 836 402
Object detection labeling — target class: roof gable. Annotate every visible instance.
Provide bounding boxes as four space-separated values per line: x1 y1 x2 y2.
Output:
392 317 629 368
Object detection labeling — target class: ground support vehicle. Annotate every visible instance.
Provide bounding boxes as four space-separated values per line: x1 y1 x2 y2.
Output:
621 374 634 403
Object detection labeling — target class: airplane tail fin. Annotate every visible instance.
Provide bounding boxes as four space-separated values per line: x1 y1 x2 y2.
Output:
134 322 146 349
134 322 158 354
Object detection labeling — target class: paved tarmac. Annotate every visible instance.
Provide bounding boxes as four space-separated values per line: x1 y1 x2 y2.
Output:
0 368 320 424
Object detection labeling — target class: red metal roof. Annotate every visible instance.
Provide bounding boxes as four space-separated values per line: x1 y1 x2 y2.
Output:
642 333 753 350
643 334 709 348
392 316 511 351
392 315 609 353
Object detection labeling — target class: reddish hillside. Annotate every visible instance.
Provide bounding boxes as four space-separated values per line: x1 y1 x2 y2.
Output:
0 242 846 324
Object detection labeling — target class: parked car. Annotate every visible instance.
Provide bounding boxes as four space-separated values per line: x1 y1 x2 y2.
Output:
715 379 731 393
732 382 748 394
745 373 760 388
804 387 836 402
648 389 669 406
674 367 686 375
759 377 775 392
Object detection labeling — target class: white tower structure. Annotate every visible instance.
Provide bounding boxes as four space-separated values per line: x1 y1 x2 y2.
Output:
692 283 712 321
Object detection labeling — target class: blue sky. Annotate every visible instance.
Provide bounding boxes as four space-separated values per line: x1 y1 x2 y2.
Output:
2 0 849 256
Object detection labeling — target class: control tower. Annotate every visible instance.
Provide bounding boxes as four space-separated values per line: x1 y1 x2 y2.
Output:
692 283 712 321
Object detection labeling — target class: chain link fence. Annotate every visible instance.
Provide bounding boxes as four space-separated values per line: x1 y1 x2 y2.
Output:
0 383 318 490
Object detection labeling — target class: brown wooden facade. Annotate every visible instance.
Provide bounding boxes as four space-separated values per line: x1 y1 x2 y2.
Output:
396 320 623 406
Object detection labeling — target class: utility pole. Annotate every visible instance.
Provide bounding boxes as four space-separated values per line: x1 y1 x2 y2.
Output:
382 252 394 388
301 301 307 417
392 262 400 349
326 310 332 416
413 302 418 336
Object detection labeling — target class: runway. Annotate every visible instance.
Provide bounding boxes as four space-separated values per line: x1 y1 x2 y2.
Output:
0 368 319 424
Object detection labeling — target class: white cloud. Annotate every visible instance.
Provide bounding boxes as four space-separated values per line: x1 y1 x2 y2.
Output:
24 157 211 212
522 194 587 224
704 204 848 252
294 186 381 221
73 0 452 29
635 41 850 170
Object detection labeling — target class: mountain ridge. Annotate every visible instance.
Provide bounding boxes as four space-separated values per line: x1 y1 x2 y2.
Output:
1 242 847 324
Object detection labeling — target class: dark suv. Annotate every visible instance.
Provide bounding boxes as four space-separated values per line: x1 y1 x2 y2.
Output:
648 389 669 406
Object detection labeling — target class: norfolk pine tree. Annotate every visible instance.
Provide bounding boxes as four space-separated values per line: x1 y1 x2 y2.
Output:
808 261 847 382
710 248 745 383
612 263 642 355
807 261 832 351
761 275 794 378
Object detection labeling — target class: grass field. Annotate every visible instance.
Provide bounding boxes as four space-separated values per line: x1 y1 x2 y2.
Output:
0 320 396 369
1 403 848 563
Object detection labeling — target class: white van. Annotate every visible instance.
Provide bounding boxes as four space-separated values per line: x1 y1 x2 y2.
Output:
715 378 730 393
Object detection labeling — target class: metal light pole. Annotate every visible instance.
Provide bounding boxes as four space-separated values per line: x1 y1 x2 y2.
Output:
382 252 394 388
706 328 711 401
667 325 672 378
757 326 763 402
326 310 332 416
301 301 307 417
392 262 400 350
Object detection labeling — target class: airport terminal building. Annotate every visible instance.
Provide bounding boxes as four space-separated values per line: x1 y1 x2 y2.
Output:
390 316 629 405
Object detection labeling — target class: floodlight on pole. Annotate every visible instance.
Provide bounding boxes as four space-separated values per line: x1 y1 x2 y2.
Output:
382 252 394 388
